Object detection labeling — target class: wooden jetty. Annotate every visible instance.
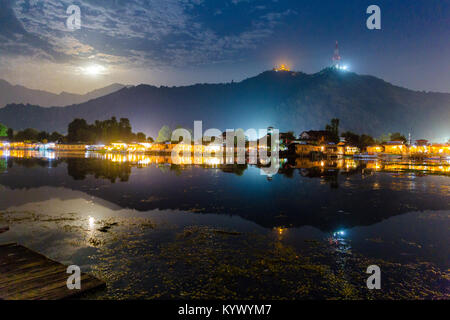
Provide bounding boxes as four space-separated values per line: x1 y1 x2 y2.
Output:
0 243 105 300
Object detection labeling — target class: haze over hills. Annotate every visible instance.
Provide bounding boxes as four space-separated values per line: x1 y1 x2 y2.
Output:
0 68 449 141
0 79 127 108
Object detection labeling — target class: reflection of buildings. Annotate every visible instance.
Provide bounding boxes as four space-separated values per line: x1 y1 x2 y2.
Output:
293 158 357 171
365 160 450 174
90 152 230 168
3 149 449 176
0 149 55 160
1 151 449 232
67 158 131 182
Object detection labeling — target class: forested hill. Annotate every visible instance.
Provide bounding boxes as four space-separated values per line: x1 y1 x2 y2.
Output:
0 68 448 141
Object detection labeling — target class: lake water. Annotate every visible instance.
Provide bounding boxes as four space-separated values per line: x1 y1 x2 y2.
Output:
0 150 449 299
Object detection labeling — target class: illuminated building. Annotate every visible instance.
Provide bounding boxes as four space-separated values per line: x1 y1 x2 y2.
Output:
0 141 10 149
383 141 406 154
415 139 429 146
295 143 321 156
429 144 450 155
54 144 87 152
273 64 290 72
366 145 383 154
344 146 359 155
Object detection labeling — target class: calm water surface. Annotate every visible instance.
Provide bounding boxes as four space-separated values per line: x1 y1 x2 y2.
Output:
0 151 448 299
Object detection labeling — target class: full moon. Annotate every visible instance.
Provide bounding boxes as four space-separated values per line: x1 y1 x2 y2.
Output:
81 64 106 76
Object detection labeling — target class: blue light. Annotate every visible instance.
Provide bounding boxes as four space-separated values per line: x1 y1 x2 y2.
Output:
333 230 346 237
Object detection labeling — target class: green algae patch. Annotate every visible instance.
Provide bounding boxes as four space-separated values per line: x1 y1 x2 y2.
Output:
90 226 446 300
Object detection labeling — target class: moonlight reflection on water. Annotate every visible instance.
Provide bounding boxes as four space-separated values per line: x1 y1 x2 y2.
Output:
0 152 448 299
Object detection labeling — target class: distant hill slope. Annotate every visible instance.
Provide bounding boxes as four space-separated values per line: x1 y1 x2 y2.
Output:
0 68 448 141
0 80 127 108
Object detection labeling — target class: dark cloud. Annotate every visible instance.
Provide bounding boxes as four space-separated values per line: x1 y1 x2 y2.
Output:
0 0 69 61
0 0 448 92
3 0 295 67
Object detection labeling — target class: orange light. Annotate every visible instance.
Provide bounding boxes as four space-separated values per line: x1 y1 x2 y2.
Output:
274 64 290 72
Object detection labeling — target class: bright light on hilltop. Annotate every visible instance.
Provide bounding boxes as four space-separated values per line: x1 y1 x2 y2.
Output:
273 64 290 72
334 64 349 71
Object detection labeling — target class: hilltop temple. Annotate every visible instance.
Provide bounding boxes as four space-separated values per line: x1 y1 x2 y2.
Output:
273 64 290 72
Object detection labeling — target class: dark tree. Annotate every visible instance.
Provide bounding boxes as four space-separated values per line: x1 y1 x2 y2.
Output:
325 118 340 143
15 128 39 142
359 134 376 149
67 117 140 144
341 131 359 146
7 128 14 140
37 131 50 142
390 132 407 143
50 131 64 143
67 118 90 143
136 132 146 142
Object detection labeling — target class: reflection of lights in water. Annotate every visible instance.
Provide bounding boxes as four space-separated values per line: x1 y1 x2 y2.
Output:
205 157 222 167
138 159 151 165
276 227 287 235
1 149 10 158
273 227 288 241
328 229 351 254
88 216 95 229
274 227 287 240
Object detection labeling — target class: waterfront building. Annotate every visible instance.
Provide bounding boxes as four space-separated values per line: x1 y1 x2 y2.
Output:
366 145 383 154
54 144 87 152
383 141 406 154
0 141 10 149
429 144 450 155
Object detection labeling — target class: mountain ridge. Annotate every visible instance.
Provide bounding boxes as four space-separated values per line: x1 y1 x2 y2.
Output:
0 80 128 108
0 68 449 141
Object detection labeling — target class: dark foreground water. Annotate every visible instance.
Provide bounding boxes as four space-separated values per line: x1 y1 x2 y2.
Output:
0 151 449 299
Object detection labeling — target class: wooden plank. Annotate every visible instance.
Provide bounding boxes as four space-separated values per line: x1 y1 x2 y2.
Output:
0 243 105 300
0 226 8 234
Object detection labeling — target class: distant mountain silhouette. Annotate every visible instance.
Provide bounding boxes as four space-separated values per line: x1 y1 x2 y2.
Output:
0 68 448 140
0 79 127 108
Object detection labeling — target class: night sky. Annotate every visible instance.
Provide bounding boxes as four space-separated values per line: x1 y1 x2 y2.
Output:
0 0 448 94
